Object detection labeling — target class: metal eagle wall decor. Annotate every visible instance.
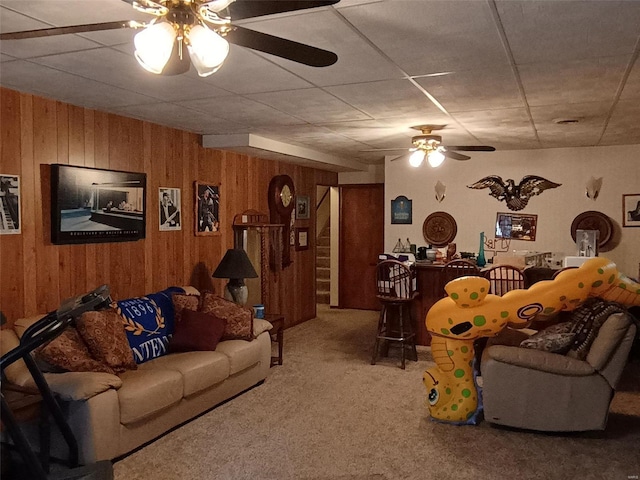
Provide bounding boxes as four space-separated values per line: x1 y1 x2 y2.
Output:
467 175 562 211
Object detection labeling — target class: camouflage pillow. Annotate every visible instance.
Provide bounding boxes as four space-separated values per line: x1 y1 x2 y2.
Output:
200 293 253 341
76 309 137 374
520 321 574 354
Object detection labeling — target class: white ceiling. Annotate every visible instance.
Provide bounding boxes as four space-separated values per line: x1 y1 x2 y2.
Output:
2 0 640 172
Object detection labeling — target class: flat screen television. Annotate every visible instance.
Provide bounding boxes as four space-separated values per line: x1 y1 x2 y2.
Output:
51 164 146 244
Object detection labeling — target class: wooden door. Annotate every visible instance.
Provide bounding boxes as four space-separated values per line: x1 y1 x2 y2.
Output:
339 184 384 310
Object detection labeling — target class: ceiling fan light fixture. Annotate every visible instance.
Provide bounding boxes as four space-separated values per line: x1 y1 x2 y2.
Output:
187 24 230 77
409 149 426 167
134 22 176 74
427 149 445 168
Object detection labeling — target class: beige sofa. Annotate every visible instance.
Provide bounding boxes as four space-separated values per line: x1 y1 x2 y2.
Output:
1 313 273 464
481 311 637 431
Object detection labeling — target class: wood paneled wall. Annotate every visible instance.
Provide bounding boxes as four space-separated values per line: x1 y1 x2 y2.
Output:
0 87 337 328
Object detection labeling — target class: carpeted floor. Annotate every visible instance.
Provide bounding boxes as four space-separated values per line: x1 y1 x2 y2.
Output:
113 305 640 480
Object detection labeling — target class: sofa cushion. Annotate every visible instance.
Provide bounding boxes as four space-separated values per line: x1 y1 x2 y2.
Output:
76 309 137 373
36 327 115 375
142 351 230 397
172 293 199 324
215 338 262 375
586 312 632 370
253 318 273 338
113 286 185 364
486 345 595 376
169 309 226 353
200 293 253 341
38 372 122 401
117 368 183 425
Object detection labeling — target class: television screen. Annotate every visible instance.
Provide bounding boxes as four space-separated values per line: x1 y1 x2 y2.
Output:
51 164 146 244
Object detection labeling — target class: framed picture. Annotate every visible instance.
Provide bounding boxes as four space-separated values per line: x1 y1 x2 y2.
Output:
622 193 640 227
495 212 537 241
295 227 309 251
575 229 598 257
0 174 20 235
159 187 181 231
290 209 295 245
50 164 146 244
296 195 310 219
391 195 412 224
195 182 220 235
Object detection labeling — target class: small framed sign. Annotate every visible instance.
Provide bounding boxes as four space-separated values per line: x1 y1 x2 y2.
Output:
391 195 412 224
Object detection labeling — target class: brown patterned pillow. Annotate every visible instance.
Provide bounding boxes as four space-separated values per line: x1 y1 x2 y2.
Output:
36 327 115 375
172 293 200 324
200 293 253 341
76 309 137 373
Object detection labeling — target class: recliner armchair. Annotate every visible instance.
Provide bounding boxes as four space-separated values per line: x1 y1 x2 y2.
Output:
481 311 637 431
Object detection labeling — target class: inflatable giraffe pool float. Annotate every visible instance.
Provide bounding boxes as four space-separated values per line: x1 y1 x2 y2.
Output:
423 257 640 424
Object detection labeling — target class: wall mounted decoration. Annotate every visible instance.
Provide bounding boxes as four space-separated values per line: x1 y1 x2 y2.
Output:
422 211 457 247
0 174 20 235
570 211 613 249
268 175 295 268
195 182 220 235
296 195 310 220
295 227 309 251
495 212 537 241
467 175 561 211
576 229 598 257
290 209 295 246
51 164 146 244
585 177 603 201
434 180 446 203
623 194 640 227
391 195 412 224
159 187 181 231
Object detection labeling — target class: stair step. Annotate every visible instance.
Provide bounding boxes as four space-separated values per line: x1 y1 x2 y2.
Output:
316 256 330 268
317 245 330 256
317 235 330 247
316 267 330 280
316 291 330 304
317 279 330 289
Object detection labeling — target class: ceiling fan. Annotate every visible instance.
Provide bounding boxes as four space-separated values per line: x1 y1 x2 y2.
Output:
367 125 495 168
0 0 339 77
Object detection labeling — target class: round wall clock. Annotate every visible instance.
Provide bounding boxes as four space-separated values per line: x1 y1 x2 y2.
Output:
268 175 296 268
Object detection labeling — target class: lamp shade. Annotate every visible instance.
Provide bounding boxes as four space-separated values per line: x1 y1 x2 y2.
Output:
134 22 176 74
187 24 229 77
212 249 258 280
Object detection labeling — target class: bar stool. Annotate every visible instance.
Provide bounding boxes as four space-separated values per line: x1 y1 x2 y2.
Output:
371 260 418 369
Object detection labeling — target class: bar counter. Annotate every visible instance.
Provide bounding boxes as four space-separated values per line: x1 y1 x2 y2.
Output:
412 262 447 346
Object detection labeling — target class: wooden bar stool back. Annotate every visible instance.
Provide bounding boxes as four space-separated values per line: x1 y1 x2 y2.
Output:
371 260 418 369
483 264 526 296
441 259 481 297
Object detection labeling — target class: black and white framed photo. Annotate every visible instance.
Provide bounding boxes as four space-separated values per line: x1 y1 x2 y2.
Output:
159 187 181 231
623 193 640 227
576 229 598 257
296 195 310 219
0 174 20 235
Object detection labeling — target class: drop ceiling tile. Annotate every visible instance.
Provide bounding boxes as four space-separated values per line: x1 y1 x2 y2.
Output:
336 0 509 75
530 101 610 147
518 56 629 106
1 53 15 62
452 108 538 146
325 79 442 120
35 47 230 102
415 67 523 113
237 9 401 86
496 0 640 65
247 88 370 123
195 45 313 94
0 59 156 107
600 100 640 145
177 95 306 127
620 61 640 100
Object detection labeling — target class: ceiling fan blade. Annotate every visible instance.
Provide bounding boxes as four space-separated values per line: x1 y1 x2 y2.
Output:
229 0 339 20
0 21 135 40
444 145 496 152
225 26 337 67
360 148 407 152
444 150 471 161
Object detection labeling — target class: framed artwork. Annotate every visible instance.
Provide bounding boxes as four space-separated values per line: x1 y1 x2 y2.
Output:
195 182 220 235
0 174 20 235
622 193 640 227
495 212 537 241
575 229 598 257
295 227 309 251
391 195 412 224
159 187 181 231
296 195 310 219
50 164 145 244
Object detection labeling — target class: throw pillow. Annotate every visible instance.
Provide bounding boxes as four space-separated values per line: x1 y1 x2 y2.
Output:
36 327 115 375
172 293 200 324
200 293 254 341
113 286 185 364
76 309 137 373
169 309 226 353
520 321 575 354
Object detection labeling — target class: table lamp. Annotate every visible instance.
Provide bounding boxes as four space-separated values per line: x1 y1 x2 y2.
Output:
212 248 258 305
